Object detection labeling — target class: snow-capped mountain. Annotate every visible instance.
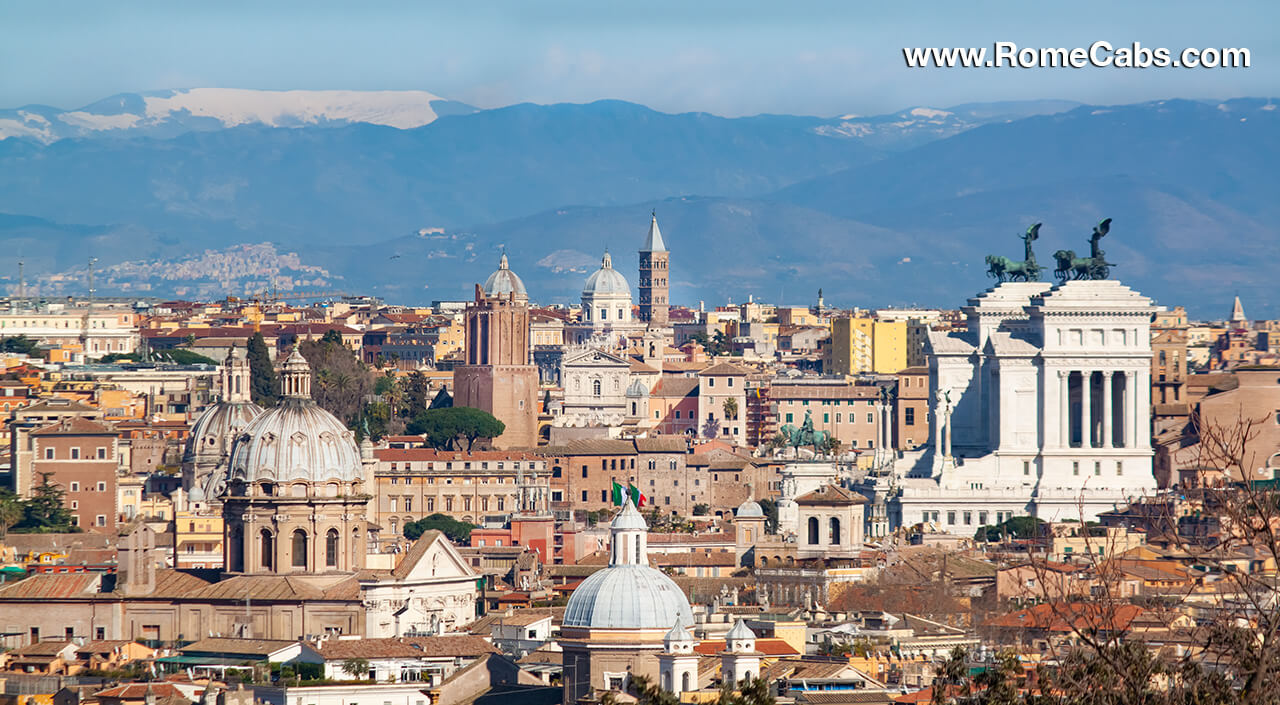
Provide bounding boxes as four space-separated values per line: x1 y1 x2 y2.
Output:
0 88 476 142
812 99 1081 149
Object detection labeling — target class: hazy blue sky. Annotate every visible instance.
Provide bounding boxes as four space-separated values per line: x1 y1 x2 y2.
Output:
4 1 1275 116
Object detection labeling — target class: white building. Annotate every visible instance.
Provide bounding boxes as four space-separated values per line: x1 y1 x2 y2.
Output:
556 346 632 429
361 531 480 638
892 280 1159 527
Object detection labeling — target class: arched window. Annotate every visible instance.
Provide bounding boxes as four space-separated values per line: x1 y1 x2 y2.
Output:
260 529 274 570
326 529 339 568
829 517 841 545
593 379 601 397
681 672 691 692
291 529 308 568
807 517 819 545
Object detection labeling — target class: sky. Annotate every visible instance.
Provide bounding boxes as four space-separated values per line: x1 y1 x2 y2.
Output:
3 1 1276 117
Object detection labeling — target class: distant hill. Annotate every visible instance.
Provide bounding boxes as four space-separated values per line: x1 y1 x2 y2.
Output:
0 93 1275 317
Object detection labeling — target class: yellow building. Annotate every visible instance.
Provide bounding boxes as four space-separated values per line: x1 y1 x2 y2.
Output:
824 318 907 375
174 508 224 570
775 307 817 327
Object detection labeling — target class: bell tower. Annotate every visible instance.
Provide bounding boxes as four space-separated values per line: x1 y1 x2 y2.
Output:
638 213 670 328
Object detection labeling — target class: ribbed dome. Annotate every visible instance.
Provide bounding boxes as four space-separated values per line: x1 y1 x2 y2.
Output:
182 400 264 466
626 379 649 397
563 564 694 629
228 398 365 486
483 252 528 300
583 251 630 296
611 498 649 531
735 499 764 518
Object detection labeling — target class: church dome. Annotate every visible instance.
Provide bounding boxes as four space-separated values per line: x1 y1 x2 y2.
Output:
735 499 764 518
226 351 365 488
182 400 263 466
563 564 694 629
563 499 693 629
483 252 528 300
583 251 630 297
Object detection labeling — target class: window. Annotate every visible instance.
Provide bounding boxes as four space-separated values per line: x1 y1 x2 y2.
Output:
405 498 412 512
593 379 601 397
292 530 308 568
785 413 793 423
1023 461 1030 476
823 413 829 423
963 511 972 526
1116 461 1123 476
829 517 841 544
96 447 106 460
708 378 715 387
807 517 820 545
582 491 589 502
601 490 608 502
95 627 105 640
905 408 915 426
978 511 988 525
1072 461 1080 476
44 447 53 460
947 511 956 525
1094 461 1102 476
71 448 80 460
97 482 106 492
95 515 106 527
326 529 339 567
426 498 434 511
867 412 874 423
70 482 80 492
390 498 398 512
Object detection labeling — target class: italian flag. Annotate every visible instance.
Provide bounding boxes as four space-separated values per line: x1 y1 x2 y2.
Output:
612 481 626 506
629 484 648 508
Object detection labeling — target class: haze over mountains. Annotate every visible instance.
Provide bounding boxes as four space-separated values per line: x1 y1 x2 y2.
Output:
0 89 1274 317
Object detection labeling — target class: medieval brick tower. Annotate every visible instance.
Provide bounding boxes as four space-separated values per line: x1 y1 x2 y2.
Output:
638 213 670 328
454 254 539 449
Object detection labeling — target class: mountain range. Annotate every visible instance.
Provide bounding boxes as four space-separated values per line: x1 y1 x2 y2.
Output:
0 90 1274 318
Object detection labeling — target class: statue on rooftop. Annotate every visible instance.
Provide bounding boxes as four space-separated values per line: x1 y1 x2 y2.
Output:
984 222 1043 282
1053 218 1115 282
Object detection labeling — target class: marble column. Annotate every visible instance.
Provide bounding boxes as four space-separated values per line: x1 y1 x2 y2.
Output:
934 404 943 452
1101 371 1113 448
1081 371 1093 449
1136 369 1151 449
1058 370 1070 449
1122 370 1135 449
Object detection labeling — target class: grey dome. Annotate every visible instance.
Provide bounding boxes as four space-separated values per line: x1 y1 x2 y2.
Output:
726 618 756 641
187 485 206 503
182 400 264 465
583 252 630 296
227 398 365 486
626 379 649 397
483 253 528 300
563 564 694 629
735 499 764 518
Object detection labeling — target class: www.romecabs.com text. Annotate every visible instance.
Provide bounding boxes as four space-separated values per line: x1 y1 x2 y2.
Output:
904 41 1250 69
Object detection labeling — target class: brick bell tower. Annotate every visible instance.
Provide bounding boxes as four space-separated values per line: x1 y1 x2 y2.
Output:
454 253 539 449
638 212 670 328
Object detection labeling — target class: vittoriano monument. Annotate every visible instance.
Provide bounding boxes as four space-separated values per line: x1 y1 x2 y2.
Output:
1053 217 1115 282
985 222 1044 282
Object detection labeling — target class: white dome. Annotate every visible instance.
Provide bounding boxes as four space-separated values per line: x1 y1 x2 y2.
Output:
483 252 528 300
227 398 365 486
563 564 694 629
583 251 630 296
735 499 764 518
611 498 649 531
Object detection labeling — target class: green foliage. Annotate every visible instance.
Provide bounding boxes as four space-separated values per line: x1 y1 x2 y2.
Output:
247 332 278 406
403 371 432 418
14 473 77 533
403 513 476 543
0 335 40 356
693 503 710 516
975 515 1047 542
0 490 23 538
102 349 219 365
406 406 504 451
757 498 779 533
300 335 375 426
689 331 730 357
373 373 396 396
340 658 370 678
360 401 393 442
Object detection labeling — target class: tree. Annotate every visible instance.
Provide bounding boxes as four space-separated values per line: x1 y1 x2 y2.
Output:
723 397 739 421
15 473 75 533
300 335 375 426
0 335 40 356
429 387 453 410
404 514 475 543
975 515 1046 542
407 407 504 451
757 498 779 533
693 503 710 516
247 332 278 406
403 371 432 418
340 658 370 679
0 491 23 539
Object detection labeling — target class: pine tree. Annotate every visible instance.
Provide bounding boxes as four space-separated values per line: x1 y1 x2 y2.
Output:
247 332 278 406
